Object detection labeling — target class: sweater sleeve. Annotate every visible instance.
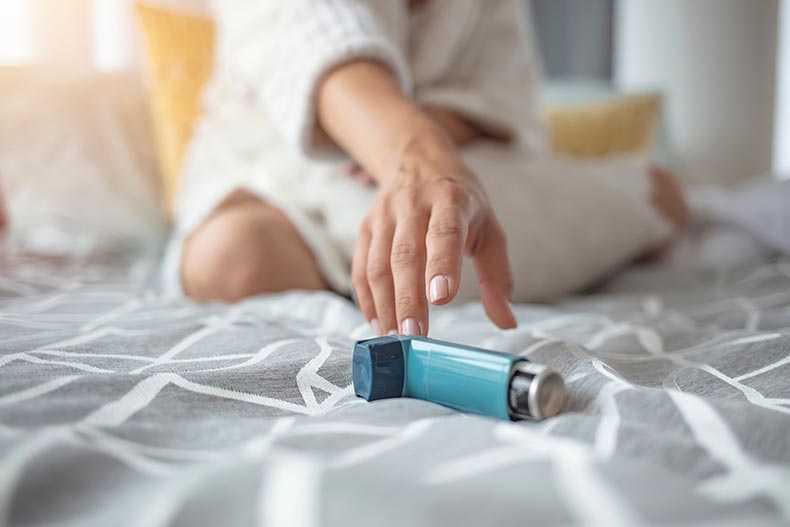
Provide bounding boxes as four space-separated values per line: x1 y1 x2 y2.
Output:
414 0 546 151
211 0 412 158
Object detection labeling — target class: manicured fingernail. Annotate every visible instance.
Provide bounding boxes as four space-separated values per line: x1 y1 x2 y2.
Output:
429 275 449 303
370 319 382 335
388 329 398 336
402 318 421 336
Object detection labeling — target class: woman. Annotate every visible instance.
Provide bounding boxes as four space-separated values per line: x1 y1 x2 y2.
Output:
164 0 687 337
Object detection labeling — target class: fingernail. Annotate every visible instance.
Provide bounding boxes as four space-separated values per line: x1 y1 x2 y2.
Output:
370 319 382 335
388 329 398 336
429 275 449 303
402 318 422 336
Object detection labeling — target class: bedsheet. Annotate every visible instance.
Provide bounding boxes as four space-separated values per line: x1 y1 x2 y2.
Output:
0 247 788 527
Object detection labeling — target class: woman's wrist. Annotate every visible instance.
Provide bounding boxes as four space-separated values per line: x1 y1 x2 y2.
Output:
421 105 482 147
317 59 465 186
387 118 456 176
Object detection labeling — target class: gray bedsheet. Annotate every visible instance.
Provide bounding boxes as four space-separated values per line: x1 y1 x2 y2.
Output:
0 247 788 527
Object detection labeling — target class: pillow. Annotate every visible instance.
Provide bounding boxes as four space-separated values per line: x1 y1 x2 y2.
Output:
0 67 164 255
134 2 215 217
543 94 662 158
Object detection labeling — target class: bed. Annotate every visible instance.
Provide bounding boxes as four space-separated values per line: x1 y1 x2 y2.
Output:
1 230 789 526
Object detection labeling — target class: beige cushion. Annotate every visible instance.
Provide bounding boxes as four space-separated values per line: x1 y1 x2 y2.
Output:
0 67 163 253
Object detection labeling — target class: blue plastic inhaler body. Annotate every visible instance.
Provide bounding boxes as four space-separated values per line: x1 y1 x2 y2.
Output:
353 335 565 421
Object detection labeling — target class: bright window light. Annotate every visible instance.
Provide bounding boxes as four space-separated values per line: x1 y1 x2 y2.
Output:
92 0 135 71
0 0 34 64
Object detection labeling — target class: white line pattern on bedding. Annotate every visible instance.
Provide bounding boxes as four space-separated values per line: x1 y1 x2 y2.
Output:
0 249 788 526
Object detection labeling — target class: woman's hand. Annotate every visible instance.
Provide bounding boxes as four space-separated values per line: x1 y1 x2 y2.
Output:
318 60 516 335
352 131 516 336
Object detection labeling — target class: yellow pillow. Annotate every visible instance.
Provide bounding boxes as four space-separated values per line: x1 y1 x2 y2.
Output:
543 94 661 158
135 2 214 217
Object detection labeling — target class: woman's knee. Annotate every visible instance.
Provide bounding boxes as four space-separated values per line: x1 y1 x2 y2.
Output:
180 204 326 302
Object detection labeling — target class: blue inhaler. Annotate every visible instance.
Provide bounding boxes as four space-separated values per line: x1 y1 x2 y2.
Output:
353 335 565 421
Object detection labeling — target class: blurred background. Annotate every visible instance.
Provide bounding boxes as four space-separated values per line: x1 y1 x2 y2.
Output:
0 0 788 253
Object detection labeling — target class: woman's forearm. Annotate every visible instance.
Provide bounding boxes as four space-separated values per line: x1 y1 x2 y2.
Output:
317 60 453 182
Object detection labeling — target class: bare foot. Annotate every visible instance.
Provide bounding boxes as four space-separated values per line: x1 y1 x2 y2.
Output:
650 166 689 231
642 166 689 260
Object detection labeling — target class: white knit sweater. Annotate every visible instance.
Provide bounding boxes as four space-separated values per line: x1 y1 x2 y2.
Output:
210 0 547 158
166 0 671 299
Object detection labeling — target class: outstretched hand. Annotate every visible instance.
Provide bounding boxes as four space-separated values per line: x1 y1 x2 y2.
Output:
352 133 516 336
317 60 516 335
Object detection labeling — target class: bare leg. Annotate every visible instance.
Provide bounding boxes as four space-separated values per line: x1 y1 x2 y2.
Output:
180 190 328 302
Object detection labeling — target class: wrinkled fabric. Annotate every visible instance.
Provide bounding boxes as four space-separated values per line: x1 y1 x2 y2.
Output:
2 245 789 527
